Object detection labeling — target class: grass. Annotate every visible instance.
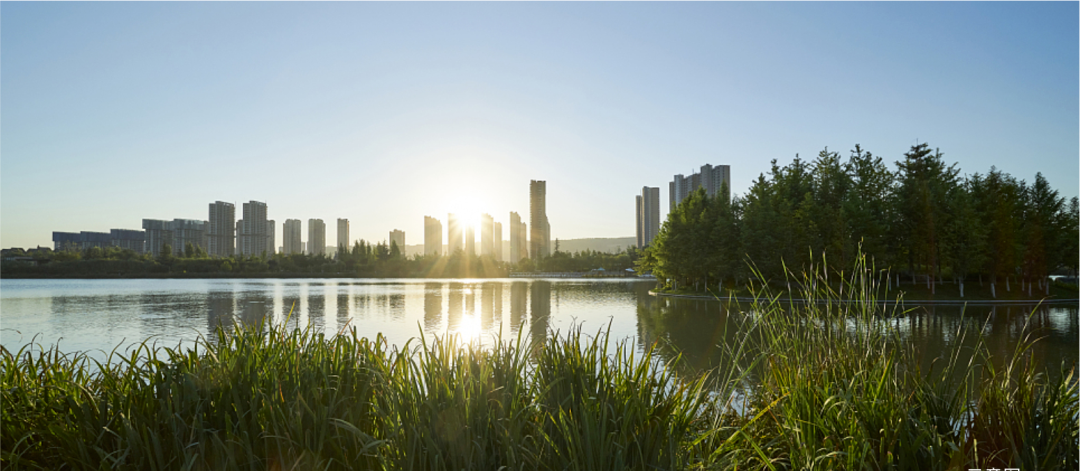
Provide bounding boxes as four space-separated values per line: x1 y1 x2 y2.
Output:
2 256 1077 470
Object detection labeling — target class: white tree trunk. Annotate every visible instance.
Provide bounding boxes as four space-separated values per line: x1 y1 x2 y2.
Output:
960 280 964 298
991 283 996 298
1006 277 1010 292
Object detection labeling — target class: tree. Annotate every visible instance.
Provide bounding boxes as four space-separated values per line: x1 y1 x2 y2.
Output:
973 168 1022 293
843 144 895 269
894 143 958 291
1062 197 1079 277
943 181 987 297
158 243 174 264
708 183 742 289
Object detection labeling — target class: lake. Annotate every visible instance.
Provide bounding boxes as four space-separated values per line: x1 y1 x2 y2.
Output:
2 278 1076 377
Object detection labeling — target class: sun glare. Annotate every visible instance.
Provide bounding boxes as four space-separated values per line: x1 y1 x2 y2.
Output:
446 194 484 231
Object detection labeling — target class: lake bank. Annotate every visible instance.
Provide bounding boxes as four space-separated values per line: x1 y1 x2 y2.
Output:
5 293 1075 470
649 279 1080 305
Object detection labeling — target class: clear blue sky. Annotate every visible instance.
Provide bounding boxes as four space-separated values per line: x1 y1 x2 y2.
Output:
3 2 1077 250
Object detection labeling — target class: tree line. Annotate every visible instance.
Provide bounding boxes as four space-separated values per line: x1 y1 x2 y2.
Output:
1 239 642 278
637 143 1079 296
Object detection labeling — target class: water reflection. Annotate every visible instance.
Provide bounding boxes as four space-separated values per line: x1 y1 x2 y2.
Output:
207 291 235 332
0 278 1075 382
510 282 527 332
634 291 1079 383
424 283 442 330
530 281 551 347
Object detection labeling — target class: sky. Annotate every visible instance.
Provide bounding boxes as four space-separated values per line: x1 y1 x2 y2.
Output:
2 2 1077 250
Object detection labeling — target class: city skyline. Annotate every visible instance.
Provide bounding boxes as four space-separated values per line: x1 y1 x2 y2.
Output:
2 3 1077 249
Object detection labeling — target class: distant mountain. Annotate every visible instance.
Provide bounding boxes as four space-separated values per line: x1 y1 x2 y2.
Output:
402 237 636 259
555 237 636 254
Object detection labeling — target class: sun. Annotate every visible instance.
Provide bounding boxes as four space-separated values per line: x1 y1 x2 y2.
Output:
445 193 483 232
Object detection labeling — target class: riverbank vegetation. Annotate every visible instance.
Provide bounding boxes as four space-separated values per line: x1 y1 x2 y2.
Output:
0 241 640 279
3 260 1076 470
639 143 1079 298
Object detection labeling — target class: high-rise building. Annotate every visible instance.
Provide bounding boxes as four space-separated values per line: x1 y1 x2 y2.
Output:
337 219 350 252
424 216 443 256
465 227 476 256
142 219 207 257
493 221 503 261
447 213 463 255
509 211 529 263
142 220 170 257
284 219 302 254
390 230 405 251
700 164 731 198
52 232 81 251
530 180 549 259
481 213 494 257
235 220 245 255
636 187 661 249
110 229 146 253
670 164 730 211
208 201 235 257
265 220 275 255
308 219 326 256
53 230 145 253
239 201 269 256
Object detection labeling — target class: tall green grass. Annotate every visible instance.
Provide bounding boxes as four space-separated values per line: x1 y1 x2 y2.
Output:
3 257 1077 470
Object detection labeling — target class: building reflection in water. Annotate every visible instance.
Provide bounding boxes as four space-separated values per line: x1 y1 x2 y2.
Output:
337 286 351 333
510 282 528 334
465 285 476 320
206 291 235 333
480 282 503 331
424 283 443 330
529 281 551 346
238 299 267 327
307 283 326 331
448 283 464 330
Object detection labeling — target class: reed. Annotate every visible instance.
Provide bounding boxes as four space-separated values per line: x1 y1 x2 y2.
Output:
2 256 1076 470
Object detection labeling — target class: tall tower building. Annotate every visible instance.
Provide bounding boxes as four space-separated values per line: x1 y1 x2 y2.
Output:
465 227 476 256
480 213 494 257
447 213 463 255
265 220 275 255
529 180 549 259
337 219 350 252
636 187 660 249
284 219 302 254
208 201 235 257
308 219 326 256
424 216 443 256
236 220 245 255
390 229 405 251
509 212 523 263
636 195 643 249
241 201 268 256
493 221 503 261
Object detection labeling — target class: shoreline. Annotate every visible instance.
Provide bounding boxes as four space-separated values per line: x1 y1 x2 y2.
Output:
0 273 656 281
648 290 1080 306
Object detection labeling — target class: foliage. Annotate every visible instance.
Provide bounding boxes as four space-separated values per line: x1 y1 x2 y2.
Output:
640 142 1078 294
3 255 1075 470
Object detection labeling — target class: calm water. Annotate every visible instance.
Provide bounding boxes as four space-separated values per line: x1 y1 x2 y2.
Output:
2 278 1077 376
